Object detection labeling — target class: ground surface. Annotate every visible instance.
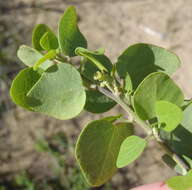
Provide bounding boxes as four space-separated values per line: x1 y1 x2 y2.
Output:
1 0 192 189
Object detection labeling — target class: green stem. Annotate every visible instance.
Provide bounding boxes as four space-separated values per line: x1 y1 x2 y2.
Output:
98 87 152 135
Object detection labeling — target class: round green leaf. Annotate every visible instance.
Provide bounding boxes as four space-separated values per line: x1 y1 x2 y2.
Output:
27 63 86 120
10 63 86 120
156 100 183 132
58 6 87 57
133 72 184 120
84 89 116 113
75 120 133 187
116 135 147 168
116 43 181 89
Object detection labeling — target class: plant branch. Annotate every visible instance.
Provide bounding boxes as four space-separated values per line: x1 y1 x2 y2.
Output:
98 87 152 135
98 86 190 174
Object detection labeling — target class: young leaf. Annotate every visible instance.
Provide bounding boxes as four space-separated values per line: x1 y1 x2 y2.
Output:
76 47 113 72
27 63 86 120
156 100 183 132
58 6 87 57
17 45 53 70
32 24 55 51
124 73 133 95
116 43 181 89
75 120 133 187
160 102 192 163
40 31 58 50
166 170 192 190
133 72 184 120
84 89 116 113
116 135 147 168
10 68 42 110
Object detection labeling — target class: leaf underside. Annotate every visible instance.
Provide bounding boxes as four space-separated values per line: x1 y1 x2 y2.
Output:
10 63 86 120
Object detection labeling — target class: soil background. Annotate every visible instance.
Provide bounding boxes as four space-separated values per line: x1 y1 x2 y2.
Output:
1 0 192 189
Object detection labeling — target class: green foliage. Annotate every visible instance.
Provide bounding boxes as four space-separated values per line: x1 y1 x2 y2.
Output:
102 114 123 123
40 31 58 50
166 170 192 190
84 89 116 113
10 67 42 110
32 24 57 51
75 119 133 186
58 6 87 57
156 100 183 132
17 45 53 69
10 5 192 189
133 72 184 120
116 43 181 89
124 73 133 96
11 63 86 120
116 135 147 168
76 47 112 72
28 63 85 120
33 49 57 70
161 102 192 169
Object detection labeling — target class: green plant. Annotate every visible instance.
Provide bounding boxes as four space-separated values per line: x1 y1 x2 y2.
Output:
9 6 192 189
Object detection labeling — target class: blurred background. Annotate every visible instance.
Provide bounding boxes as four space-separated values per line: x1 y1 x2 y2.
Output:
1 0 192 189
